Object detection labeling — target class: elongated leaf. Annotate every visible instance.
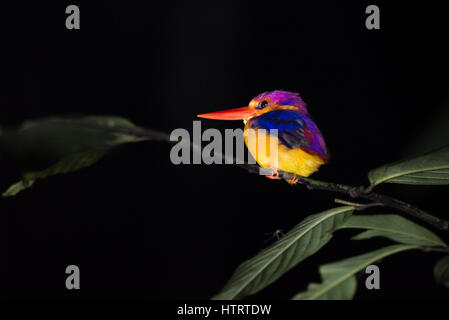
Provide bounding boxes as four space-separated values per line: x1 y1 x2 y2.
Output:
292 244 420 300
339 214 446 247
0 116 149 197
368 146 449 186
2 180 35 197
295 276 357 300
212 206 354 300
434 255 449 289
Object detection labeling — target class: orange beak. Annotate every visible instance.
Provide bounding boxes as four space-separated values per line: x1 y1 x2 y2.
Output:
197 107 258 120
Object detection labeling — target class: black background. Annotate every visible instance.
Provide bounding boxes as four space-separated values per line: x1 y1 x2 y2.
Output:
1 1 449 300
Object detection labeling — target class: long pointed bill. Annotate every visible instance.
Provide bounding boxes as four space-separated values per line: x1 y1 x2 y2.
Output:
197 107 257 120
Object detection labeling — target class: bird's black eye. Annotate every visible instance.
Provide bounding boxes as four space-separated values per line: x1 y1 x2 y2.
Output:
256 100 269 110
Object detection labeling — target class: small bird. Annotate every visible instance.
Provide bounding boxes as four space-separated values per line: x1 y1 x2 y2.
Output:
197 90 329 184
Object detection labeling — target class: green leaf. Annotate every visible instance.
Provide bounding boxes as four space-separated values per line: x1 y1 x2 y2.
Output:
292 244 420 300
434 255 449 289
294 276 357 300
339 214 446 247
2 180 35 197
0 116 145 197
368 146 449 187
212 206 354 300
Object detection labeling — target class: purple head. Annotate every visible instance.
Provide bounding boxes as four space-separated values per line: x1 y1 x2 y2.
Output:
248 90 308 114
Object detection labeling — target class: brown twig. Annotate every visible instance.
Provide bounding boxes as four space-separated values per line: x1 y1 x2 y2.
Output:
423 247 449 253
103 125 449 232
236 163 449 231
334 198 384 210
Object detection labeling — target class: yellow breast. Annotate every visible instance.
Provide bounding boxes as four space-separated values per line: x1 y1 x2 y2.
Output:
243 124 325 177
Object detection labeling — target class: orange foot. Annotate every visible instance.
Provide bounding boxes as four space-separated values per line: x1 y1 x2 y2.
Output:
287 174 298 185
265 167 280 180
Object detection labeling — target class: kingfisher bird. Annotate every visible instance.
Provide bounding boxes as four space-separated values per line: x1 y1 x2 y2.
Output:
197 90 329 184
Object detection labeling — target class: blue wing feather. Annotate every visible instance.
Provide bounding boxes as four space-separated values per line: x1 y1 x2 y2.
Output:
249 110 309 149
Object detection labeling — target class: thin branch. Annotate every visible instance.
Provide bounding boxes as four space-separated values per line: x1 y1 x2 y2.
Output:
334 198 384 210
107 125 449 232
239 163 449 231
423 247 449 253
84 122 171 141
